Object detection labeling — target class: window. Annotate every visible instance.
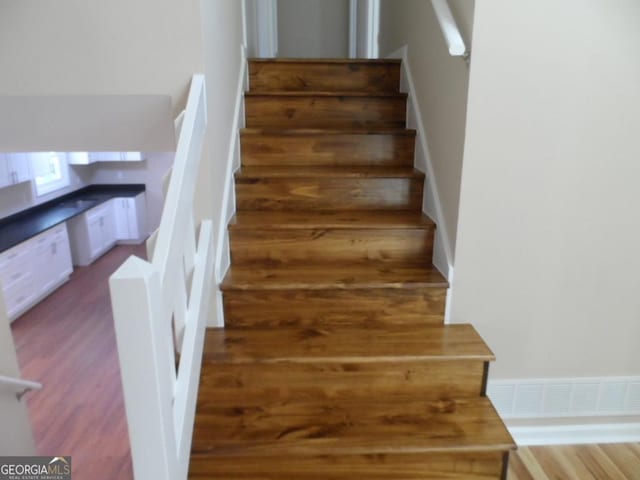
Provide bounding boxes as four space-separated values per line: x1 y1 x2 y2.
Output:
30 152 71 196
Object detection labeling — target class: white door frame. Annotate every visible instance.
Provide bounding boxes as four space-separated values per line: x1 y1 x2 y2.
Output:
349 0 380 59
244 0 278 58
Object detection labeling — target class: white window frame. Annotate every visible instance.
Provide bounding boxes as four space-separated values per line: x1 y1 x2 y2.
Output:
30 152 71 197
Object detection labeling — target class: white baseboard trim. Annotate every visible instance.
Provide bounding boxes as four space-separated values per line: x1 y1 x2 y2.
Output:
509 422 640 446
492 376 640 445
386 45 453 282
210 45 247 327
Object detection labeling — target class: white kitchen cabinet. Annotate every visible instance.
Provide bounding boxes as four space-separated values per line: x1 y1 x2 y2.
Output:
67 151 145 164
0 223 73 322
119 152 145 161
0 153 30 188
66 152 91 165
33 225 74 294
112 193 147 243
89 152 145 162
67 202 116 266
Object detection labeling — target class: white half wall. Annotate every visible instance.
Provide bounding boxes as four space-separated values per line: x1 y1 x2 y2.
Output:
452 0 640 383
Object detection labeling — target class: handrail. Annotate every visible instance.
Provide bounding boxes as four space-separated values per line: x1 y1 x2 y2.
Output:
110 73 212 480
0 374 42 401
430 0 468 58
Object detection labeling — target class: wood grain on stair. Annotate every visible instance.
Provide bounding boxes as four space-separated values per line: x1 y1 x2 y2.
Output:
190 451 507 480
202 58 514 480
237 165 423 178
190 454 507 480
241 129 415 167
196 325 492 403
204 324 494 363
245 93 407 129
221 263 448 290
230 227 434 265
230 210 435 230
223 288 447 328
236 175 423 211
192 396 515 455
249 59 401 93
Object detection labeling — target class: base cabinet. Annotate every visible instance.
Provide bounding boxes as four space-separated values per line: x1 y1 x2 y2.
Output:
67 203 116 266
0 224 73 322
113 193 147 243
0 153 31 189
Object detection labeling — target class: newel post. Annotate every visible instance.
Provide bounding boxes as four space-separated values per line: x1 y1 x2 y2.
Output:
109 256 177 480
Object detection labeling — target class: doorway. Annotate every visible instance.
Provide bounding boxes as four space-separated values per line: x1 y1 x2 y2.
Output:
244 0 380 59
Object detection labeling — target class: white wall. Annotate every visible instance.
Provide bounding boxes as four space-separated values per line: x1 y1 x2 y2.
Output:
0 0 203 114
0 0 204 152
452 0 640 380
378 0 474 266
278 0 350 58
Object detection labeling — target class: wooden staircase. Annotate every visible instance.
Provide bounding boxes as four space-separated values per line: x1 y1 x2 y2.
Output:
189 58 515 479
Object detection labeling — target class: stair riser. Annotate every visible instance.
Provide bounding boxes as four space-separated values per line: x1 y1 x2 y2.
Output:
249 61 401 93
229 228 435 265
236 177 424 211
190 451 506 480
223 288 446 328
245 96 407 129
199 360 488 406
241 133 415 167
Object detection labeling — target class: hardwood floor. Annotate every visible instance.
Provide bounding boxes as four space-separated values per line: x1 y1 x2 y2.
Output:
11 244 143 480
508 444 640 479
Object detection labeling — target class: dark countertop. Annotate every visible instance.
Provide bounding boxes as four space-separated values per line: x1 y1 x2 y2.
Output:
0 184 145 253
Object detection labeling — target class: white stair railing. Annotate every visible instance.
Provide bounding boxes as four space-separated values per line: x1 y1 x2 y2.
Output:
109 74 213 480
430 0 468 58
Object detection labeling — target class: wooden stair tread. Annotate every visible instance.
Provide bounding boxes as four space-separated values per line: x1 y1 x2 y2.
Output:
230 211 435 230
241 127 416 135
236 166 424 179
203 324 494 363
191 396 515 456
246 91 408 98
220 263 448 291
249 58 402 64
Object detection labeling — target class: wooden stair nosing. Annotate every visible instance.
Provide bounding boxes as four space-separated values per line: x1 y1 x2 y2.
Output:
220 264 449 291
202 324 495 364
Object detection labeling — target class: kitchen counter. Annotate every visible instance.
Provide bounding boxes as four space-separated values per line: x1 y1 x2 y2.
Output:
0 184 145 253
